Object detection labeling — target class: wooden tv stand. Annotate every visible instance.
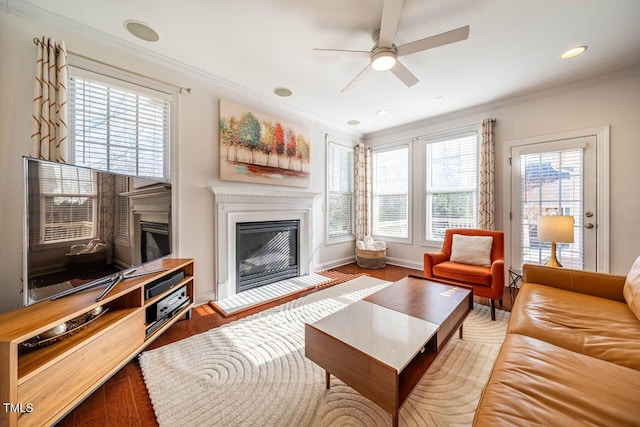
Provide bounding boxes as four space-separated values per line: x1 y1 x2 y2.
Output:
0 258 194 427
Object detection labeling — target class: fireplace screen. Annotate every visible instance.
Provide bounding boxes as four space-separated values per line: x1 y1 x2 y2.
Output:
236 220 300 293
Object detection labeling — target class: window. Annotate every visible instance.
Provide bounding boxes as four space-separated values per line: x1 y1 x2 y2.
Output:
68 68 171 180
372 144 410 240
326 142 354 242
38 162 97 244
424 131 478 242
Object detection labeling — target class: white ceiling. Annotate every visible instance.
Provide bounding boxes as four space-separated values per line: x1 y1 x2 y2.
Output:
12 0 640 134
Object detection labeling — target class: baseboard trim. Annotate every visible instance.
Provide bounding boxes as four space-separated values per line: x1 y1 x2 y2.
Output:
314 256 356 272
385 256 423 271
315 255 422 272
199 255 419 305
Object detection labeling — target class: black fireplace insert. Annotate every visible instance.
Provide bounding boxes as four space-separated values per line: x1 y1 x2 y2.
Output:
141 221 170 263
236 220 300 293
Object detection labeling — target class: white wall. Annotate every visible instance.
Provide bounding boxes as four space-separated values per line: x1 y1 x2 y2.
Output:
0 10 360 313
365 67 640 275
3 10 638 314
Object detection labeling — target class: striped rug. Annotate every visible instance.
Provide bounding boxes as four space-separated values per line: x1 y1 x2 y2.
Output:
140 276 509 426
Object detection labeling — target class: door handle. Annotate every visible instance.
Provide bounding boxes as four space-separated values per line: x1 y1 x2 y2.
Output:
585 223 594 229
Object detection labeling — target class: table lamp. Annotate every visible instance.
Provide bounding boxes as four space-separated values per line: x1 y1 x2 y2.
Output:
537 215 574 267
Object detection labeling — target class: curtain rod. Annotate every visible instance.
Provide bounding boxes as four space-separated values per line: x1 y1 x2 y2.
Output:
33 37 192 94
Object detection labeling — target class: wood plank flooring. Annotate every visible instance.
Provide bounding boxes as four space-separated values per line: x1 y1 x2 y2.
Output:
57 263 516 426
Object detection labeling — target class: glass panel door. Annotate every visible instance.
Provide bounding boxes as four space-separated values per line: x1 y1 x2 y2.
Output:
510 136 597 270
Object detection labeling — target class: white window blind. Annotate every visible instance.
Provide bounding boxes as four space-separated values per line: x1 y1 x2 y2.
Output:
327 142 354 239
372 145 409 239
115 175 130 245
69 71 171 180
38 162 97 244
424 132 478 241
519 149 583 269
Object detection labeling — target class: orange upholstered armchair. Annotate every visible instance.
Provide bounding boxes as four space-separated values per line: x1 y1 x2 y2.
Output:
424 229 505 320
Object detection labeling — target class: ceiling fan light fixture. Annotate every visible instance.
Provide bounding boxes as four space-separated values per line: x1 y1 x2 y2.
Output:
314 1 470 92
561 45 588 59
371 51 397 71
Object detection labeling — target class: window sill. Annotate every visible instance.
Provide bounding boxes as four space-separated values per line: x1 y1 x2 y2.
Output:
372 235 412 245
30 238 94 252
422 240 444 249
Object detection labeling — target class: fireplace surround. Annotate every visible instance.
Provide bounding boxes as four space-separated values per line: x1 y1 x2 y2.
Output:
210 188 321 300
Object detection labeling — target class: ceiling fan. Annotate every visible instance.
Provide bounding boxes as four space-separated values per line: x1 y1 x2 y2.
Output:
314 0 470 93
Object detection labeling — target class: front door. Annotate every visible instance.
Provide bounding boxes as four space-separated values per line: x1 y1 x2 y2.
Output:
510 136 597 271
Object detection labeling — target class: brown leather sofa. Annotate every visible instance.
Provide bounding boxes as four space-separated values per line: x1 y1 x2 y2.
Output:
473 263 640 426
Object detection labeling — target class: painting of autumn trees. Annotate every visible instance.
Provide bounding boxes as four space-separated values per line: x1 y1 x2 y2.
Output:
219 99 310 187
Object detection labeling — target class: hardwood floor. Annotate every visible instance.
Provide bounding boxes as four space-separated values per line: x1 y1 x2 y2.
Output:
58 263 517 426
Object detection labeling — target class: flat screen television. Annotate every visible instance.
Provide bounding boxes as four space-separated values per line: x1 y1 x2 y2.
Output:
23 157 173 305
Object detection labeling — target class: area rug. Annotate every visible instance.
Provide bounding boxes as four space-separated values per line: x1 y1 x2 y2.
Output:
140 276 509 426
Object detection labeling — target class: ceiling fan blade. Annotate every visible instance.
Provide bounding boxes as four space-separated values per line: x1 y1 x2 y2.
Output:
391 61 419 87
378 0 404 48
397 25 470 57
312 48 371 58
341 64 372 93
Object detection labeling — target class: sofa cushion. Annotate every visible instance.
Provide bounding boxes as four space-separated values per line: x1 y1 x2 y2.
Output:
433 261 492 286
623 255 640 321
450 234 493 267
473 334 640 427
509 282 640 370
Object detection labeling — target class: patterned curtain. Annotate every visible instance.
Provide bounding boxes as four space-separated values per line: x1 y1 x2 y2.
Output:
98 174 115 264
31 37 68 162
354 144 372 240
479 118 496 229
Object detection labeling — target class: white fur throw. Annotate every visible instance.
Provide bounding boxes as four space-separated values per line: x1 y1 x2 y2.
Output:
450 235 493 267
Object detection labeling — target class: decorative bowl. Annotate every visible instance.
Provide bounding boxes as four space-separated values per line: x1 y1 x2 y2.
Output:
40 323 68 339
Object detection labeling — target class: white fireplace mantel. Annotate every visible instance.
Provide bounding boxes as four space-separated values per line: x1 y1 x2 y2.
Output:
209 187 321 300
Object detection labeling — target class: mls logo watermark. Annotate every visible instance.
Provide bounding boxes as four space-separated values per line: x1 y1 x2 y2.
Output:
3 402 34 413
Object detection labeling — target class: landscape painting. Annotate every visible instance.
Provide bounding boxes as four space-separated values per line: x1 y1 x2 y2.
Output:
219 99 310 187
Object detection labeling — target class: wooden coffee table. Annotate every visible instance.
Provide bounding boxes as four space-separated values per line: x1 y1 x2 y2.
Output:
305 276 473 427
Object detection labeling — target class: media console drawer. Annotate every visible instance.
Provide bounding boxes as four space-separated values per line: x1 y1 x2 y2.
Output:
17 310 144 427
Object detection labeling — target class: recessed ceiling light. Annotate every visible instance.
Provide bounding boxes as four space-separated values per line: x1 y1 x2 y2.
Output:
377 110 389 116
124 20 159 42
347 120 360 126
274 87 293 97
561 45 588 59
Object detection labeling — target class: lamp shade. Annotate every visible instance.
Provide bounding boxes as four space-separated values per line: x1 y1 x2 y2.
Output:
537 215 575 243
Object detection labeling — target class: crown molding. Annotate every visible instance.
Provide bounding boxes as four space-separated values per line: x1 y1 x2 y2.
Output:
364 64 640 140
4 0 363 139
